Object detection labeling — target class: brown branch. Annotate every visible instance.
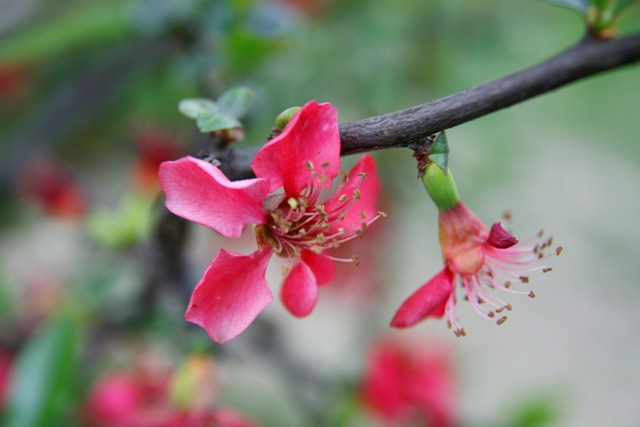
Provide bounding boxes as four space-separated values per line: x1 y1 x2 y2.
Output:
215 32 640 178
338 32 640 155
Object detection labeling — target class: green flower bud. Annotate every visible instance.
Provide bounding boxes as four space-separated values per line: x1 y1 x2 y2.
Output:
275 106 301 131
421 161 459 212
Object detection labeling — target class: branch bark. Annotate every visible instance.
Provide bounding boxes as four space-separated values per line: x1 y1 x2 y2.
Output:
338 32 640 155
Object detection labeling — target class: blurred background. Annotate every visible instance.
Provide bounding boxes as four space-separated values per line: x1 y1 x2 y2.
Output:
0 0 639 426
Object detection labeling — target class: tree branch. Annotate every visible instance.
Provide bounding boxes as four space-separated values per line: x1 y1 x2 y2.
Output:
338 32 640 155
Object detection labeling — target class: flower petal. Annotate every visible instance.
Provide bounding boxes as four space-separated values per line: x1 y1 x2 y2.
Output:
326 154 381 234
159 156 269 239
301 250 335 286
251 101 340 196
185 249 273 343
281 260 319 317
390 269 454 328
486 222 518 249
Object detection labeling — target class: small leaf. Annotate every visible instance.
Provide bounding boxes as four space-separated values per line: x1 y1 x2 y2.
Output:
541 0 589 13
178 89 251 133
178 98 219 119
4 318 78 427
216 87 253 119
428 131 449 173
196 113 241 133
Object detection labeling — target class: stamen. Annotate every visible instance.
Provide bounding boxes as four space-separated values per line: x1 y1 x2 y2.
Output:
496 316 508 325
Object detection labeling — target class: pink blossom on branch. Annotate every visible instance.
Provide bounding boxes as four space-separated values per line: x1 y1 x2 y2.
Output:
159 101 383 343
391 162 561 336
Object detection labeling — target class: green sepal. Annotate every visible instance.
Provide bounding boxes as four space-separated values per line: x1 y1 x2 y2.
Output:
178 87 254 133
275 106 301 131
421 162 460 212
428 131 449 173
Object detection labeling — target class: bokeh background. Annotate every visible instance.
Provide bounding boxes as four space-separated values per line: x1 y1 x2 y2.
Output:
0 0 639 426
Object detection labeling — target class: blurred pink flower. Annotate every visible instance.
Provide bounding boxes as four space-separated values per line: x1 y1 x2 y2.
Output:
85 363 255 427
0 349 13 408
361 338 456 427
392 201 559 337
163 409 256 427
85 372 171 427
0 64 28 99
133 128 182 194
159 101 383 343
21 157 86 219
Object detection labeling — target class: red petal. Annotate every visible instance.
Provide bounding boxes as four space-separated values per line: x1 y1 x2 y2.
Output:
185 249 273 343
390 269 454 328
301 250 335 286
487 222 518 249
327 154 381 234
251 101 340 196
281 261 319 317
159 157 269 239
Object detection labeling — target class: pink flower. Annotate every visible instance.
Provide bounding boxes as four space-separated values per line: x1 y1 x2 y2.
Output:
85 370 256 427
85 372 172 427
21 156 86 219
391 163 560 336
0 349 13 408
159 101 382 343
361 338 456 427
132 128 182 194
163 409 256 427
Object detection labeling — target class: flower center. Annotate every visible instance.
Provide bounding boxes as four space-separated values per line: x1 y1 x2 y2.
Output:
254 165 384 265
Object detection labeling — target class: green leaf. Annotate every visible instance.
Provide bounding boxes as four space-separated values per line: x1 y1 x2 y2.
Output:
196 113 241 133
178 89 252 133
87 194 155 249
614 0 640 14
178 98 219 120
541 0 589 13
216 87 254 119
428 131 449 173
589 0 609 9
4 318 78 427
0 5 131 65
0 272 12 320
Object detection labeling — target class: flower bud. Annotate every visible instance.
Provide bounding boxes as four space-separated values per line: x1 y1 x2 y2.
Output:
275 106 301 130
421 162 459 212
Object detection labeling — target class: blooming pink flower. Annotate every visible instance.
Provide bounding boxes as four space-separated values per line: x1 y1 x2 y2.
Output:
159 101 382 343
361 338 456 427
391 163 560 336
